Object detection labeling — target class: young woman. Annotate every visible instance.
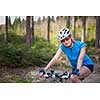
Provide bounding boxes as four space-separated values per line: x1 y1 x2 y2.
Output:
39 28 94 83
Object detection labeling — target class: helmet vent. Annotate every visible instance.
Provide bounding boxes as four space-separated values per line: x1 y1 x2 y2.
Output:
60 32 62 34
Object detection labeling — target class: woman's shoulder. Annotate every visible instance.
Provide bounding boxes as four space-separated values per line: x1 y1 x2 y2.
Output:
75 40 86 48
75 40 86 44
75 40 82 43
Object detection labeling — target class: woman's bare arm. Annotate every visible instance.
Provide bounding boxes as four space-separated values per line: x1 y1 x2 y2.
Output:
44 48 62 71
77 46 86 69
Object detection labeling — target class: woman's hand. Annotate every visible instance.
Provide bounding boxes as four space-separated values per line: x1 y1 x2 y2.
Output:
39 68 46 77
71 69 80 76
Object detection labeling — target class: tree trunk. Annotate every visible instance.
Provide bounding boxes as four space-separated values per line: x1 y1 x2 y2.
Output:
4 16 8 44
26 16 31 48
81 16 86 42
66 16 70 29
43 16 46 22
47 16 50 44
32 16 34 40
52 16 55 22
95 16 100 48
72 16 76 39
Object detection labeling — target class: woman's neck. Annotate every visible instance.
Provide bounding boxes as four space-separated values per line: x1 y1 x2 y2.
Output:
69 42 73 48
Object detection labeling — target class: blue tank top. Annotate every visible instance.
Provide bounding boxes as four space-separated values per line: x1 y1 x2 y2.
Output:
60 41 94 69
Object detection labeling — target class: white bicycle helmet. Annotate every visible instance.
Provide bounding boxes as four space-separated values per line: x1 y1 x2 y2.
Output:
57 28 71 41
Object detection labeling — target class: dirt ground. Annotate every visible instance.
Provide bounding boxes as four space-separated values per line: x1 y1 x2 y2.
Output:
0 63 100 83
83 63 100 83
35 63 100 83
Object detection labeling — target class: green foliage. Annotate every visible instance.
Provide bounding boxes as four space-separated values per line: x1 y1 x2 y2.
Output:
11 17 23 35
31 39 57 67
86 39 95 55
0 33 57 68
86 39 95 47
86 21 96 41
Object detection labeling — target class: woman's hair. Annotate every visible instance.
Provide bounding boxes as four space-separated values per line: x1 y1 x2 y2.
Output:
69 34 75 43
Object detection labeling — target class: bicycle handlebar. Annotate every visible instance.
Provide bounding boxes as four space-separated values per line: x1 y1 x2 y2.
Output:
43 70 70 80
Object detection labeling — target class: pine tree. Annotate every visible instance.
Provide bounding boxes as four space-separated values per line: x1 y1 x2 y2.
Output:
47 16 50 44
66 16 70 29
95 16 100 48
4 16 8 44
26 16 31 48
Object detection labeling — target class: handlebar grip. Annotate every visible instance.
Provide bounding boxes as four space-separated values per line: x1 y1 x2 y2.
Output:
39 68 46 75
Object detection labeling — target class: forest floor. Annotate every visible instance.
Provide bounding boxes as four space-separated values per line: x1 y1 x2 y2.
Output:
0 62 100 83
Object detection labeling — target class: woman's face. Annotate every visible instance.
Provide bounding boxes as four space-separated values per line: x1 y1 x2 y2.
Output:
61 36 72 47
